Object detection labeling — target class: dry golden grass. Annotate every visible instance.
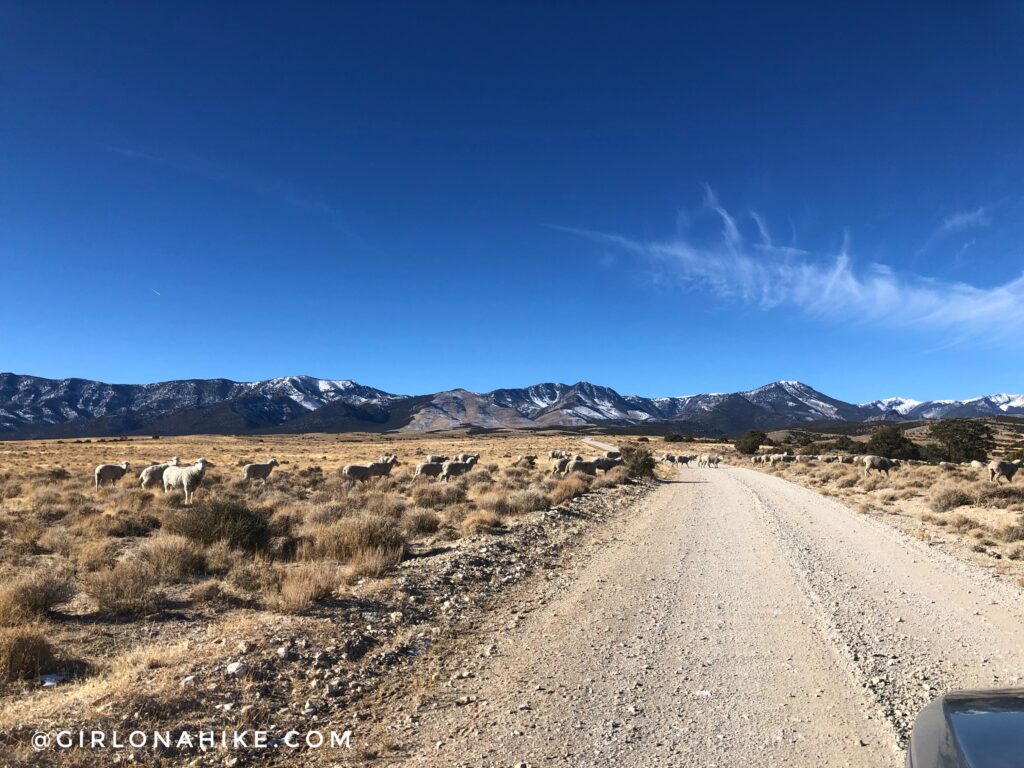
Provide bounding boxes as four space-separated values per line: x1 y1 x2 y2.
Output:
461 510 504 536
0 626 55 681
268 562 341 613
743 450 1024 573
0 430 643 736
0 568 74 625
83 560 163 616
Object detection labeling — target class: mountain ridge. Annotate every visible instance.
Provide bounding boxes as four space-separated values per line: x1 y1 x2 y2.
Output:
0 372 1021 439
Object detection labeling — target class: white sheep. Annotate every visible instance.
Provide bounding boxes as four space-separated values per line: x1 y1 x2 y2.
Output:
95 461 131 488
591 456 623 473
163 458 214 505
564 458 598 476
343 456 400 483
863 455 899 476
242 458 279 484
427 454 449 464
415 461 445 478
139 456 180 489
989 460 1019 484
441 456 478 482
551 457 572 474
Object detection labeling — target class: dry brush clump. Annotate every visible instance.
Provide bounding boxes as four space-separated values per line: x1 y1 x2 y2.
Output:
300 514 407 565
0 568 75 625
461 510 503 537
0 626 55 682
165 498 276 553
83 560 164 616
412 482 466 509
135 534 207 584
929 485 974 513
549 474 592 506
268 562 341 613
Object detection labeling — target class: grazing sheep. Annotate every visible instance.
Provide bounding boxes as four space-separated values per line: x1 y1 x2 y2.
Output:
551 457 572 475
863 455 899 476
453 453 480 464
796 454 815 463
343 456 400 483
592 456 623 473
838 456 855 464
548 450 570 460
95 461 131 488
441 456 478 482
242 458 279 484
970 460 985 470
564 459 598 476
427 454 449 464
604 451 621 459
696 453 720 468
139 456 179 489
989 460 1019 484
163 458 213 505
513 454 538 468
415 461 445 478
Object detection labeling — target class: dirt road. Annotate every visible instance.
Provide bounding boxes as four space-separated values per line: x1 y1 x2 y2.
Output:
400 465 1024 766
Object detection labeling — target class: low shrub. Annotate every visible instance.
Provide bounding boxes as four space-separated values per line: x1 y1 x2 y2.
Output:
84 561 162 616
345 545 405 580
402 509 441 537
0 626 55 682
0 569 75 625
947 514 981 533
508 489 550 513
166 499 273 553
302 515 407 562
136 535 207 584
620 445 656 478
412 483 466 509
996 518 1024 543
269 563 339 614
929 486 973 513
550 474 591 506
461 511 503 536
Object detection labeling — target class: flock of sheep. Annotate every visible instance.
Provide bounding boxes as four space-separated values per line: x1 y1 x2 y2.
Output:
660 452 721 468
93 455 275 505
546 449 624 476
88 445 1023 508
90 445 628 506
748 451 1021 482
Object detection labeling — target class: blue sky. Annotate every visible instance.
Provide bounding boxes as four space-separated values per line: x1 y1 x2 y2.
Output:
2 2 1023 402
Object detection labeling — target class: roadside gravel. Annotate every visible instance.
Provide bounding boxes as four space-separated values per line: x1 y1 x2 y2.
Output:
396 465 1024 766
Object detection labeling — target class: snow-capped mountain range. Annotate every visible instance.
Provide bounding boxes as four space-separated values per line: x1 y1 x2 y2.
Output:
0 372 1020 439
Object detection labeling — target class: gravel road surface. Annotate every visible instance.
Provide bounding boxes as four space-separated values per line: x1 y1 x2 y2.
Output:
402 465 1024 766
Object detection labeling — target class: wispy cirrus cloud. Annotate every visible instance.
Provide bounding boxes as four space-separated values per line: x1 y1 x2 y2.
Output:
109 146 351 229
561 191 1024 343
940 207 991 233
916 206 992 255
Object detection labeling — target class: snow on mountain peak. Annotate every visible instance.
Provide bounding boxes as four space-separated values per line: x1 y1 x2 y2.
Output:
861 396 922 415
